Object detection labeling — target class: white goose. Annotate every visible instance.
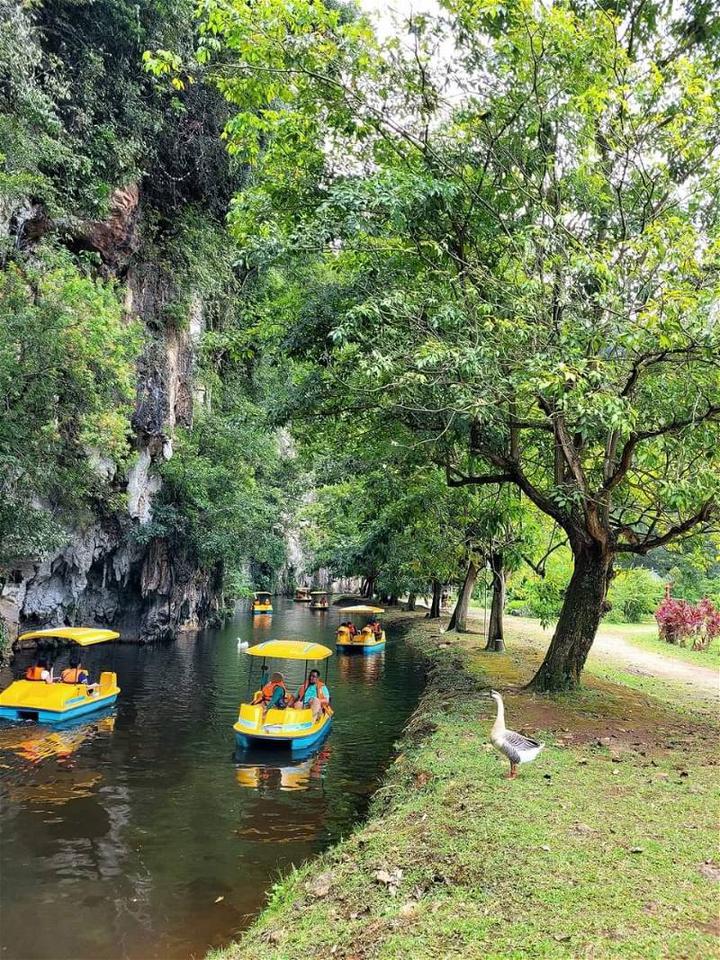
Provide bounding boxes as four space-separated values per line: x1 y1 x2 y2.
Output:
489 689 544 779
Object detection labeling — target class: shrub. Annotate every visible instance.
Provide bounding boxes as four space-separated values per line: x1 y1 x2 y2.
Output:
655 596 720 651
606 568 664 623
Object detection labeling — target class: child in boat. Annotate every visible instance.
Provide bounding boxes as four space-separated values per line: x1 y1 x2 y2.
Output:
60 652 90 684
24 658 54 683
293 669 330 720
368 618 383 636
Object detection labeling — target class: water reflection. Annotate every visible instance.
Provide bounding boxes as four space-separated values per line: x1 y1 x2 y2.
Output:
337 649 385 681
0 600 424 960
235 742 331 792
0 712 116 765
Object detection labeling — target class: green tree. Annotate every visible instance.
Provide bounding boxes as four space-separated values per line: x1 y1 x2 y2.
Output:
0 247 140 561
194 0 720 690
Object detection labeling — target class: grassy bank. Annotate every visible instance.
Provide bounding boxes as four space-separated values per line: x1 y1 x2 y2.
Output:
210 613 719 960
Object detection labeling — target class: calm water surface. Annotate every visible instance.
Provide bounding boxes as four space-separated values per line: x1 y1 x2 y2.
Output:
0 601 424 960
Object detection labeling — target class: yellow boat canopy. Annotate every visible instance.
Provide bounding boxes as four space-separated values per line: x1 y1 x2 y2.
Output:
246 640 333 660
310 591 327 595
18 627 120 647
342 605 385 614
253 591 271 598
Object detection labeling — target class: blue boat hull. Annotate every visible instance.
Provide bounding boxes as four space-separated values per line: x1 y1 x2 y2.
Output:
235 717 333 752
0 693 118 725
336 641 385 654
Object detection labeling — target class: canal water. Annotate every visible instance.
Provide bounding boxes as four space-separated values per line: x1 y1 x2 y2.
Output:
0 601 424 960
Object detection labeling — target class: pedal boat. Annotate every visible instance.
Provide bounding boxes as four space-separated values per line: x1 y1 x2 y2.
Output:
0 628 120 724
294 587 312 602
251 591 273 615
336 605 386 653
234 639 333 751
309 590 329 610
336 626 386 653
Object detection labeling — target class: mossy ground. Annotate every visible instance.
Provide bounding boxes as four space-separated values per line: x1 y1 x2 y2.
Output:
209 613 719 960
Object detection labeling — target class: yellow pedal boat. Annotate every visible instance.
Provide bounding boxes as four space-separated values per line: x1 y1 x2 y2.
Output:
0 628 120 724
234 639 333 751
309 590 329 610
251 591 273 614
336 625 386 653
336 605 386 653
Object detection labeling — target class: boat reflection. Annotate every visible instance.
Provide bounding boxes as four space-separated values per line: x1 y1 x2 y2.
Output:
337 649 385 680
252 614 273 630
234 742 331 791
0 710 116 764
3 770 104 806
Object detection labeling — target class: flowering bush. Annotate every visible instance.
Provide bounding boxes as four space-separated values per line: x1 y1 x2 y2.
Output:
655 596 720 651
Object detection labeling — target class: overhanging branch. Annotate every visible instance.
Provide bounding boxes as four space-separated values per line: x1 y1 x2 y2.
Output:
615 499 717 554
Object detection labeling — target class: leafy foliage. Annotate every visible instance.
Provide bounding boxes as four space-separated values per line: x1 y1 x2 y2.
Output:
655 596 720 650
195 0 720 686
0 246 140 562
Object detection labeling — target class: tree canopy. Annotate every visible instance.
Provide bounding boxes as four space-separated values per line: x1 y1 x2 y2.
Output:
176 0 720 687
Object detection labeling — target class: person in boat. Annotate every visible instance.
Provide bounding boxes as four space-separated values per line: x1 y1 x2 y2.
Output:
368 617 383 636
252 671 289 711
60 652 90 685
347 620 357 637
24 657 54 683
293 669 330 720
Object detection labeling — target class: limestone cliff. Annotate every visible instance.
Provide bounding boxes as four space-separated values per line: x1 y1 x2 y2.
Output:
1 187 221 642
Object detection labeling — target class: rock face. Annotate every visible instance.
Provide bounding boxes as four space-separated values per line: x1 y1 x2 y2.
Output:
0 186 219 643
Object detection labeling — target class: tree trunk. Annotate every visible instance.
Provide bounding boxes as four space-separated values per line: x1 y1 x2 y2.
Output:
485 552 506 652
447 560 478 632
406 592 416 611
529 542 613 691
363 577 376 599
426 579 442 619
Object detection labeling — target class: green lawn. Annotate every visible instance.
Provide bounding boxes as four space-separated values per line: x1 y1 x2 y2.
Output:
209 615 719 960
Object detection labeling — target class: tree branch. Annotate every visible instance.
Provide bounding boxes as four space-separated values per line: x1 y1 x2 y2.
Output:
615 499 717 554
601 403 720 494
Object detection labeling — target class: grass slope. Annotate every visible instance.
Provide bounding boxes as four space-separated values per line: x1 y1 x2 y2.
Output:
210 615 719 960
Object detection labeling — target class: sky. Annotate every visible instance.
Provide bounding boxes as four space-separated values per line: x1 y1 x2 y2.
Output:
359 0 443 37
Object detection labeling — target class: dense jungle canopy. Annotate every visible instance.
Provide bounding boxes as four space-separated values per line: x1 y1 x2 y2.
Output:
2 0 720 688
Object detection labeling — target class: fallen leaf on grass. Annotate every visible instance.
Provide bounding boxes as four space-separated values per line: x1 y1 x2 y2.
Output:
630 847 644 854
374 867 403 896
399 901 418 918
554 934 571 942
213 896 224 904
306 871 333 898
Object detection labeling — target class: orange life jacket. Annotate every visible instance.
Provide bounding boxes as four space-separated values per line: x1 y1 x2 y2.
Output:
25 665 45 681
61 667 87 684
252 679 287 705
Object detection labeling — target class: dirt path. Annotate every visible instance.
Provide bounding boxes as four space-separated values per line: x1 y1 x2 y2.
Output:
589 627 719 698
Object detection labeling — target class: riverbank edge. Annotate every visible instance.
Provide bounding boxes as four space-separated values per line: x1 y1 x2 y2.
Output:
208 611 718 960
